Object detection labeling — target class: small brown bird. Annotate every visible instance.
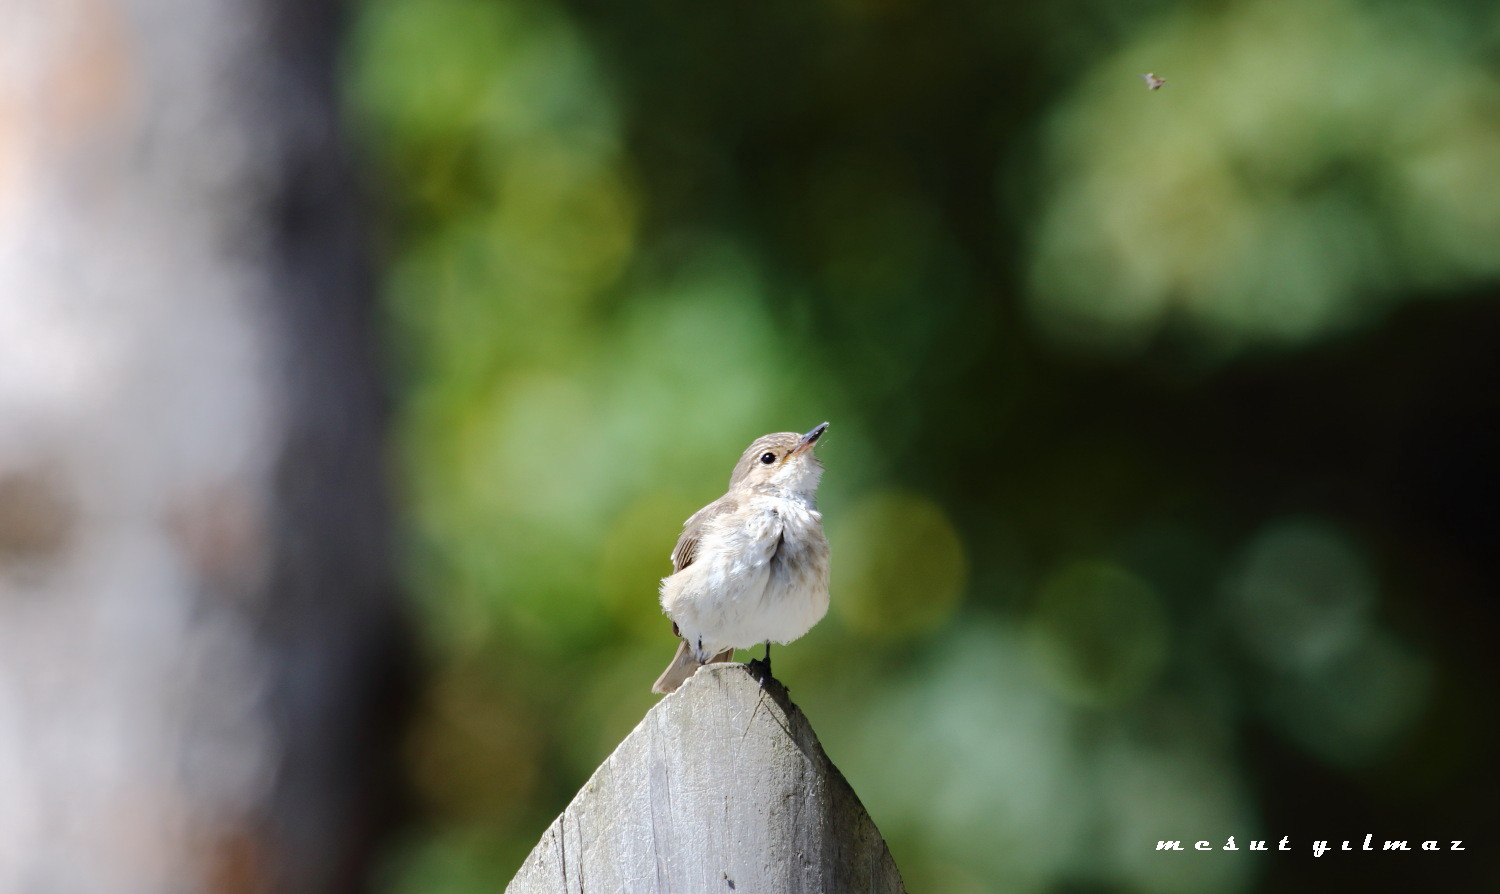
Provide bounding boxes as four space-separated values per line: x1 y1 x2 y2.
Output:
1142 72 1167 91
652 423 831 694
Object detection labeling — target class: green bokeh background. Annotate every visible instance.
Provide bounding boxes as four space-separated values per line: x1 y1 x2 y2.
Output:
344 0 1499 890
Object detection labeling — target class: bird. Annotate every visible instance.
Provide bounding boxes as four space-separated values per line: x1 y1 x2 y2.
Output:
651 422 832 694
1141 72 1167 91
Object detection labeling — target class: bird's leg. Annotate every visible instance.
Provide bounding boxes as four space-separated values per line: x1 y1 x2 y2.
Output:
746 642 774 683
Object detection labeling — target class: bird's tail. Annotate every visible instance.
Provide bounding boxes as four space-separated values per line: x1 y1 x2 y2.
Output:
651 641 734 694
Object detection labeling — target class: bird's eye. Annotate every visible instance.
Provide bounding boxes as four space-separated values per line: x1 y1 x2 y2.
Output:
760 452 776 464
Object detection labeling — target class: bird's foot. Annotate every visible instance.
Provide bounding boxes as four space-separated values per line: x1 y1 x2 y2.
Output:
746 657 775 686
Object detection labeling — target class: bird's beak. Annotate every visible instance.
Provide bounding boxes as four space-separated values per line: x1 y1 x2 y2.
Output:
790 422 829 458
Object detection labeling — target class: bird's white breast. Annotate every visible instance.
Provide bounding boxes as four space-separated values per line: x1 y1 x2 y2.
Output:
660 494 830 661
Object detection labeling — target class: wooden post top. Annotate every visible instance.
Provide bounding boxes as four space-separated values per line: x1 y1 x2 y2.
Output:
508 663 906 894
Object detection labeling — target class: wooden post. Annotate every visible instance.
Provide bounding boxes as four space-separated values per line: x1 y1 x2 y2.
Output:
507 664 906 894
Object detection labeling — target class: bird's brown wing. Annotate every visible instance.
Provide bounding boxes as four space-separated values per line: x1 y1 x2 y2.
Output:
657 496 739 693
669 496 736 573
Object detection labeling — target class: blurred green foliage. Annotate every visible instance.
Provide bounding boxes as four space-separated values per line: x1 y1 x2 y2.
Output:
1030 0 1500 355
347 0 1500 890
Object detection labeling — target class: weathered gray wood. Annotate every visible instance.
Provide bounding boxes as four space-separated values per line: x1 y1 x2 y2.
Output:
508 664 905 894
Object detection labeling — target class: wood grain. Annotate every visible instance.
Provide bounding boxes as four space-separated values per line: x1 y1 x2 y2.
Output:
508 664 905 894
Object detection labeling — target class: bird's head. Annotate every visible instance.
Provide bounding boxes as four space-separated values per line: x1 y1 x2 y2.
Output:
728 422 828 499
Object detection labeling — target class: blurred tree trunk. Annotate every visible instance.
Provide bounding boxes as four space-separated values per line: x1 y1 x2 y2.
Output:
0 2 409 893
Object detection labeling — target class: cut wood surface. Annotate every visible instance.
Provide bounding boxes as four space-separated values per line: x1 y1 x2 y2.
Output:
508 663 906 894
